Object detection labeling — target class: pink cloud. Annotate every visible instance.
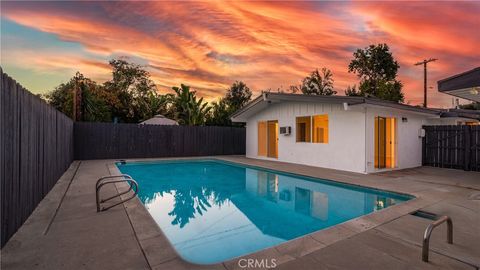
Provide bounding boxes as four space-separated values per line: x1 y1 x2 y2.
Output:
2 1 478 107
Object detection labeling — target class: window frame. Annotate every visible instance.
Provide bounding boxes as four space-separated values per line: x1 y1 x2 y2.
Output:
312 114 329 144
295 114 329 144
295 116 312 143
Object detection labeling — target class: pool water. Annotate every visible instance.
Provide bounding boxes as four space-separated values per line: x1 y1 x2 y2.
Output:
116 159 411 264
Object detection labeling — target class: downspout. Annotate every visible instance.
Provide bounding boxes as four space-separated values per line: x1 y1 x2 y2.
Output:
364 106 368 173
262 91 268 101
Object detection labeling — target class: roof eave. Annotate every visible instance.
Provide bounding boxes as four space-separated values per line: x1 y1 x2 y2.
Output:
438 67 480 99
230 93 441 122
363 99 440 116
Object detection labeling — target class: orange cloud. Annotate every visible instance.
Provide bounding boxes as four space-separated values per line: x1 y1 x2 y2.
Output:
2 1 478 107
351 1 480 105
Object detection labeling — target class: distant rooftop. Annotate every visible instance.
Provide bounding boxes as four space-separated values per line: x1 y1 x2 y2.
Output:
139 114 178 125
430 108 480 121
438 67 480 102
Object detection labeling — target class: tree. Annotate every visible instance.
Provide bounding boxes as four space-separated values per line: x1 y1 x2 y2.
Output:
224 81 252 111
348 44 404 102
294 68 336 95
134 92 173 122
103 59 164 123
344 85 362 97
206 99 231 126
306 68 333 95
170 84 211 125
45 72 111 122
289 85 300 94
46 58 170 123
206 81 252 126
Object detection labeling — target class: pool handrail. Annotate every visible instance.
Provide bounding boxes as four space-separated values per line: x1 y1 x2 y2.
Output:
422 215 453 262
95 175 139 212
95 174 132 189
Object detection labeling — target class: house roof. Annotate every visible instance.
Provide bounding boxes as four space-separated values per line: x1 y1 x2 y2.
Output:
437 67 480 102
430 108 480 121
231 92 440 122
139 114 178 125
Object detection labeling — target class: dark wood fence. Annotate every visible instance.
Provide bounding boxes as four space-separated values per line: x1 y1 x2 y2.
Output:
1 69 74 247
422 125 479 171
74 122 246 160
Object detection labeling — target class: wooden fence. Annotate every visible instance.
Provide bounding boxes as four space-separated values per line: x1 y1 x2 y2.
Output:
74 122 245 160
422 125 480 171
0 69 74 247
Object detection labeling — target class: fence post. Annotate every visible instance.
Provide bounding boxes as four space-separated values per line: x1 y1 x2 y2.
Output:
464 125 471 171
422 126 426 166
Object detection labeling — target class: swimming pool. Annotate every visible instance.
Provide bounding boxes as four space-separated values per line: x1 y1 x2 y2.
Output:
116 159 412 264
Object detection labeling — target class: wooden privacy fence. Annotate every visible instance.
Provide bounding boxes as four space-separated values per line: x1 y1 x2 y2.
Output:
422 125 480 171
0 69 74 247
0 69 246 248
74 122 246 160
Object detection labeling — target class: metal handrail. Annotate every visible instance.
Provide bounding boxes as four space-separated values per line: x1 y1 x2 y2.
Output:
96 174 132 189
96 175 133 203
422 215 453 262
95 175 138 212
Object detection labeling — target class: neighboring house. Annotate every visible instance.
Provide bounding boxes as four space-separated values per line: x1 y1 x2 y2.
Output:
428 109 480 125
139 114 178 125
438 67 480 103
231 93 479 174
433 67 480 125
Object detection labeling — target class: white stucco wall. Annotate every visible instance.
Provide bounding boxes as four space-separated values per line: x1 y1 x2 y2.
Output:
245 102 367 173
245 101 438 174
364 106 430 173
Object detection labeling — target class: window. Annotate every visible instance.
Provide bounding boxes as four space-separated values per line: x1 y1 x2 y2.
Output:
296 116 311 142
312 115 329 143
296 115 329 143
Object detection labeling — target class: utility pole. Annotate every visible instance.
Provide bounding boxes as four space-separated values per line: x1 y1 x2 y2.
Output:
73 77 83 122
415 58 437 108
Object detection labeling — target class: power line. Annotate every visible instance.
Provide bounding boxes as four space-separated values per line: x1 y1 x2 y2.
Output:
414 58 438 108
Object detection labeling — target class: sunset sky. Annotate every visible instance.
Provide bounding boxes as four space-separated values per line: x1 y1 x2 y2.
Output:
1 1 479 107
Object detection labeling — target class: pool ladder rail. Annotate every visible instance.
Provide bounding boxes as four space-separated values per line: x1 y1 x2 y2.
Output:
95 174 139 212
422 215 453 262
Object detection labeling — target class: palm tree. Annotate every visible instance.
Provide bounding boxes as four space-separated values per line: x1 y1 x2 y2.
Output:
135 92 173 122
171 84 211 125
299 68 336 95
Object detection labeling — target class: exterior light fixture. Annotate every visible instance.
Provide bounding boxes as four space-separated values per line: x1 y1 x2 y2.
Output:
470 87 479 95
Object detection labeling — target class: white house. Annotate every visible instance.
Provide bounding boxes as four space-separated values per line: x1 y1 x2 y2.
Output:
231 93 478 174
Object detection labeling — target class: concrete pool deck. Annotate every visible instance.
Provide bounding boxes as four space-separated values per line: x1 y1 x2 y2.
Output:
1 156 479 270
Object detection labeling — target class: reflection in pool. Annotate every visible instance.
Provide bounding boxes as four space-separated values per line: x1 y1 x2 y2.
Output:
117 160 411 264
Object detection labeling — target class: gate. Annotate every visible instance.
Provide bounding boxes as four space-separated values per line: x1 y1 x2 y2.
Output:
422 125 479 171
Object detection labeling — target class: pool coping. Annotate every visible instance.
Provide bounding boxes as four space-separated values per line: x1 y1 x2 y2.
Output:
106 156 441 270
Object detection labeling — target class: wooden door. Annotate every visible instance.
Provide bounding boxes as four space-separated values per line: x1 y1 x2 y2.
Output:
375 117 386 168
267 120 278 158
375 116 396 169
385 118 396 168
258 121 267 156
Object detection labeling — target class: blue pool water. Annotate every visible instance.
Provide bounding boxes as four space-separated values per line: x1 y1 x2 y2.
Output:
116 159 412 264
